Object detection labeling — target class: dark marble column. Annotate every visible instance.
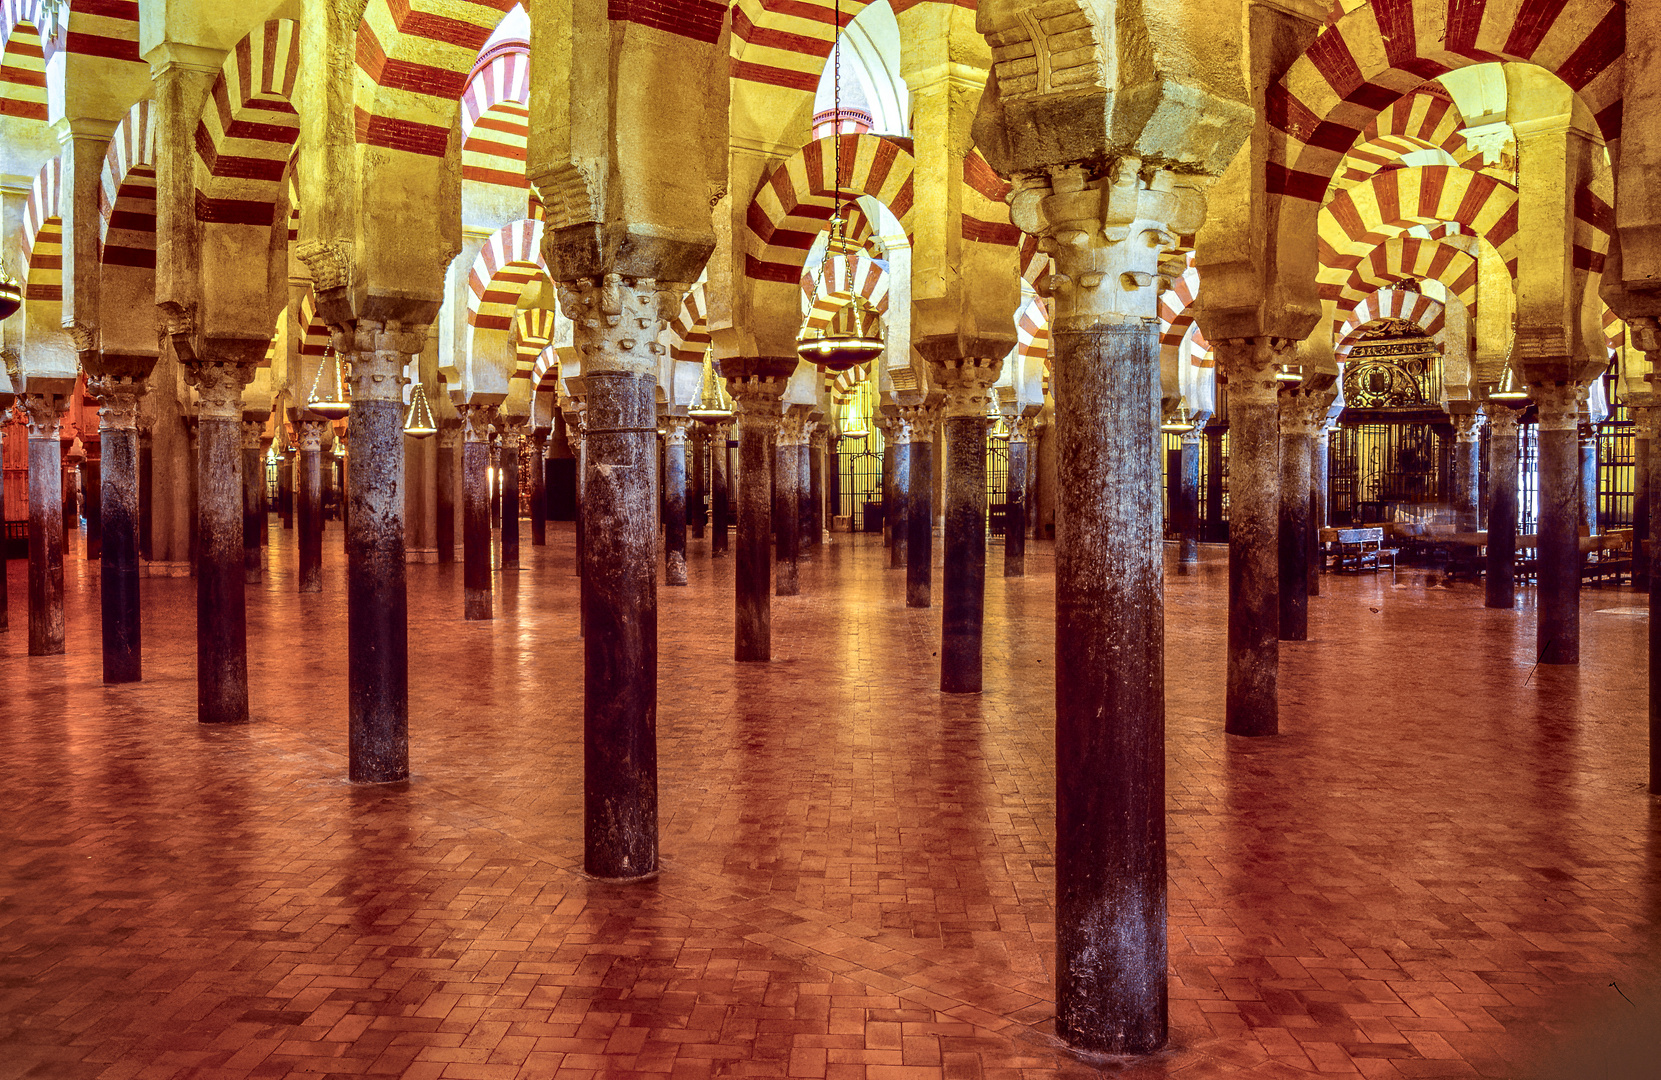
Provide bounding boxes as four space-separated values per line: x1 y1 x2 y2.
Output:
889 427 911 570
24 394 67 656
1175 427 1200 574
530 433 547 546
500 423 522 571
83 457 101 560
1533 385 1582 664
1213 339 1285 737
571 402 586 579
344 328 413 783
1004 418 1029 577
726 364 791 661
297 421 325 593
278 452 293 529
805 425 824 558
880 420 896 547
489 438 502 530
63 455 80 554
185 362 255 723
690 426 707 539
241 420 264 584
1484 405 1521 608
1051 313 1166 1055
664 416 689 585
139 428 153 562
1204 426 1224 540
933 359 1000 694
462 404 496 620
774 413 802 596
1278 391 1316 643
1450 410 1484 531
1309 427 1328 597
905 407 935 607
709 420 730 556
1634 407 1653 590
436 425 458 564
90 378 145 683
1649 404 1661 794
1579 423 1598 535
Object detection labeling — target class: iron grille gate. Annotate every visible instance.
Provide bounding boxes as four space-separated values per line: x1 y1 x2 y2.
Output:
1596 411 1634 532
986 439 1010 538
1328 423 1447 524
1517 422 1538 535
837 428 885 532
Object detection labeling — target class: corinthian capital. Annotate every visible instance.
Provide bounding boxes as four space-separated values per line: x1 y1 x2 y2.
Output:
298 419 327 452
88 375 147 432
461 403 498 443
297 239 353 293
1529 383 1581 432
929 357 1003 419
185 361 256 422
556 275 685 377
22 393 66 439
1011 160 1207 330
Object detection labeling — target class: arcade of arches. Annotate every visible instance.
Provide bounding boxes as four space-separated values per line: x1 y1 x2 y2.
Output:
2 0 1660 1075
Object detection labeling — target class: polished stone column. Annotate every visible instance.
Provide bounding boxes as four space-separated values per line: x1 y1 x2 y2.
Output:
139 426 153 562
83 457 101 560
90 378 145 682
805 423 824 558
489 438 502 530
1310 426 1330 596
726 365 791 661
567 402 587 578
556 276 686 881
1278 390 1317 642
278 452 293 530
709 420 730 556
889 418 911 569
24 394 67 656
1646 403 1661 794
185 362 255 723
344 328 414 783
1450 410 1484 531
461 404 497 620
1005 416 1031 577
530 432 547 547
774 411 804 596
1484 404 1521 608
436 424 458 564
664 415 689 586
500 421 522 571
1175 426 1201 574
690 427 707 539
297 421 325 593
904 404 935 608
933 358 1001 693
1213 338 1286 737
241 420 264 584
1532 385 1582 664
1579 422 1598 535
878 417 896 547
1634 405 1655 590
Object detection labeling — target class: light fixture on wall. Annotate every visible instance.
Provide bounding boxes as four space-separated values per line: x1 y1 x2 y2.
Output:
689 353 736 420
0 260 21 321
795 0 886 374
403 381 437 438
308 344 351 419
1161 397 1198 433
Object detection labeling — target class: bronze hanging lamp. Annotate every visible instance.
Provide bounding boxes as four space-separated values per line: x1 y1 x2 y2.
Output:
1160 397 1198 433
0 259 22 322
307 344 351 419
837 389 869 439
795 0 886 374
403 380 437 437
689 353 736 420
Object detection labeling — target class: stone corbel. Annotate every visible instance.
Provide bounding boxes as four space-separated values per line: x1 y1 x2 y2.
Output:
156 301 200 365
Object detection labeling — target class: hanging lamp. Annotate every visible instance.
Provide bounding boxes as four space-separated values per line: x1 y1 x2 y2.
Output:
794 0 887 374
307 344 351 419
1488 360 1530 402
1274 363 1304 385
837 391 869 439
689 353 736 420
403 381 437 437
1160 397 1198 433
0 259 21 322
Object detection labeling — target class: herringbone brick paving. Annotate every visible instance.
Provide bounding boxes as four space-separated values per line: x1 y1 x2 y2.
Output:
0 522 1656 1078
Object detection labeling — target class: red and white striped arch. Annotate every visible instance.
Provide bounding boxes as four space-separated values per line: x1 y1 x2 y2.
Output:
1320 167 1520 294
1332 236 1480 326
466 218 549 331
21 154 60 281
746 134 914 283
99 98 156 266
731 0 867 94
1015 297 1050 373
531 345 562 392
1019 233 1052 291
297 290 331 360
512 306 558 379
195 20 301 227
50 0 141 65
1158 265 1215 370
1 0 45 121
1266 0 1623 205
668 280 710 364
1326 89 1493 199
962 149 1019 249
461 43 529 188
1335 288 1447 360
800 253 890 331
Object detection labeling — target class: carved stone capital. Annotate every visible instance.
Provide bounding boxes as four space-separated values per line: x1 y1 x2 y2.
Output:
809 425 828 452
298 419 328 453
556 275 685 377
241 420 264 451
297 239 353 293
499 418 527 447
777 413 808 447
1450 410 1486 443
22 393 66 440
461 404 498 443
663 415 690 447
727 375 789 425
1013 416 1039 444
1483 406 1521 439
1629 405 1661 443
437 426 462 451
1214 337 1295 408
87 375 147 433
708 420 732 442
185 361 255 422
1530 383 1581 432
1013 160 1208 329
345 323 416 405
929 356 1004 419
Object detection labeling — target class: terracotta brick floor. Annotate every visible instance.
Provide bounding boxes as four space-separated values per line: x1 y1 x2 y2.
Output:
1 522 1658 1079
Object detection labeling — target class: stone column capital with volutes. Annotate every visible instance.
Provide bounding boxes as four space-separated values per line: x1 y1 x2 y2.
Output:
556 274 686 379
1451 409 1487 442
87 376 146 432
663 414 691 447
929 357 1004 420
298 419 328 453
460 404 498 443
22 393 67 440
1530 383 1582 431
185 361 257 423
1277 387 1331 439
1482 402 1523 439
1631 404 1661 443
240 420 264 452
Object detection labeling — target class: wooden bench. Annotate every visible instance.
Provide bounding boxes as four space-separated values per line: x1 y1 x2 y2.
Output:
1333 527 1393 574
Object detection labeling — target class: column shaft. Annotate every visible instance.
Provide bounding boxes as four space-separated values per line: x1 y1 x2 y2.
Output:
242 433 263 584
664 424 688 585
26 404 65 656
1052 322 1165 1053
298 441 323 592
530 439 547 546
436 434 457 563
1217 343 1281 736
195 397 248 724
890 440 911 569
1650 444 1661 794
775 433 800 596
907 423 932 607
345 343 409 783
711 425 730 555
464 427 493 619
1580 433 1598 535
1005 435 1028 577
1176 433 1200 573
941 412 988 693
1635 433 1650 589
1309 432 1327 597
691 428 707 539
581 371 658 879
1279 425 1311 642
501 436 520 570
92 383 144 683
84 459 101 560
737 415 776 659
1454 430 1482 530
1536 396 1580 664
881 435 896 547
804 434 822 557
1485 414 1519 608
